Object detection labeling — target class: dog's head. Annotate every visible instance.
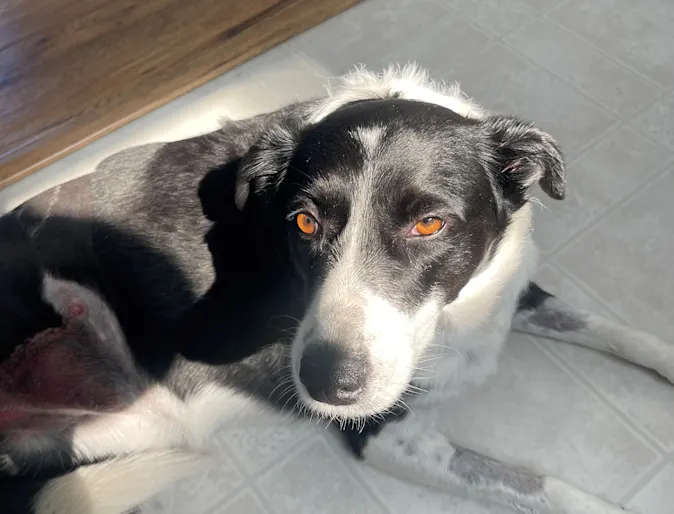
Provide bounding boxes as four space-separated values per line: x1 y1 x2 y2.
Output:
223 66 565 421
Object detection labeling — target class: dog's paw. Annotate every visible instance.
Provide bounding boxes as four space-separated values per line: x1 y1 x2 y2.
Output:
659 353 674 385
653 347 674 385
545 478 634 514
0 454 19 475
639 333 674 385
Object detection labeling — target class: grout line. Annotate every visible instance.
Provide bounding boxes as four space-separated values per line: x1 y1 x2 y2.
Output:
547 159 674 259
569 120 628 160
530 120 623 255
549 261 674 453
626 96 674 154
374 17 496 78
226 430 330 509
444 39 500 76
622 87 669 120
542 9 669 92
204 485 274 514
500 24 664 120
552 263 639 328
249 482 278 514
430 0 500 39
498 38 620 124
531 337 666 455
550 262 674 448
323 435 401 514
532 313 671 457
537 0 579 18
432 0 575 38
321 434 394 513
538 147 674 258
620 458 669 506
215 422 326 506
548 263 674 453
530 337 666 490
436 0 647 133
561 118 622 161
190 441 258 514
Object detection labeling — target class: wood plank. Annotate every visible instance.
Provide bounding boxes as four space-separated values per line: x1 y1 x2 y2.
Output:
0 0 360 189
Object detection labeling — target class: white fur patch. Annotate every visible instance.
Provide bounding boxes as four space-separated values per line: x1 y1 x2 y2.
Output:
67 384 259 464
351 126 386 159
310 64 485 124
34 451 210 514
360 292 441 415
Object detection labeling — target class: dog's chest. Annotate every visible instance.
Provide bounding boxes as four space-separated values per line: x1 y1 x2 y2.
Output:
161 385 270 445
412 308 514 406
70 384 265 457
411 243 536 406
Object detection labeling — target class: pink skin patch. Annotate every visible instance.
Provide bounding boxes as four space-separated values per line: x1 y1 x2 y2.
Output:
68 301 86 318
0 299 123 433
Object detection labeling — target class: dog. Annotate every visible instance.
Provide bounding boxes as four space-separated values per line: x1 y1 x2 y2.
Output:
1 65 672 514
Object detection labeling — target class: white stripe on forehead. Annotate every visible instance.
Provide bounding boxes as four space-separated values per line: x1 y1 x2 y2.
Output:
318 133 382 307
309 64 486 125
350 126 386 160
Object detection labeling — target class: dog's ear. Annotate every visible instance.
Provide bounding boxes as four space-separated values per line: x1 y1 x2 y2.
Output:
199 158 241 223
482 115 566 208
234 118 305 211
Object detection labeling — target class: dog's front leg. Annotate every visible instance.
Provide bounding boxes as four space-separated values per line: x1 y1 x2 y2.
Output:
347 416 631 514
514 282 674 384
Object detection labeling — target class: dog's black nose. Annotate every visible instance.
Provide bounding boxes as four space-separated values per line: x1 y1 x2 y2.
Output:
299 344 368 405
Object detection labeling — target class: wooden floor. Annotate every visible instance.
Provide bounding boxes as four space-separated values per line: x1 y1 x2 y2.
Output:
0 0 359 189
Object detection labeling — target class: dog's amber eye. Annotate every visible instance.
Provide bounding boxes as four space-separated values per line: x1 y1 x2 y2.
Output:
413 217 444 236
296 212 319 235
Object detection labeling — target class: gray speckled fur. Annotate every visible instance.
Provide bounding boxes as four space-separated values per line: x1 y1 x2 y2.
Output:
449 446 544 496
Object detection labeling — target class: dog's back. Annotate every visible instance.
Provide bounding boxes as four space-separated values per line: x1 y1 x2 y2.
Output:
0 111 290 513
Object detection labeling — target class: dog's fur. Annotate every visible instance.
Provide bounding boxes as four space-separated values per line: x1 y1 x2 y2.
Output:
1 65 673 514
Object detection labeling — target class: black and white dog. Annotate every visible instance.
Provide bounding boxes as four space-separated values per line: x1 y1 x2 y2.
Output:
1 66 672 514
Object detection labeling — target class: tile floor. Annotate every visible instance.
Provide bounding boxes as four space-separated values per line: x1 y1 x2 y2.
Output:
1 0 672 512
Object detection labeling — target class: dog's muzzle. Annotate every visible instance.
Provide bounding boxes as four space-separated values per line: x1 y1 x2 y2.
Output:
298 343 369 406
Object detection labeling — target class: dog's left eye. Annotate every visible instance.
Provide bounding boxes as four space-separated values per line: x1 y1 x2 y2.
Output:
409 216 445 237
296 212 320 236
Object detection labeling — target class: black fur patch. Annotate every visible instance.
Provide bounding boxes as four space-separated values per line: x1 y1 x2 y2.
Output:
341 406 409 458
517 281 554 312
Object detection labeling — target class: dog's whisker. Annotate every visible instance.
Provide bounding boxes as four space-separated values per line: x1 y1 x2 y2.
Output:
394 398 413 415
267 376 293 400
411 373 441 380
266 367 289 381
280 391 299 415
269 314 302 324
404 383 427 394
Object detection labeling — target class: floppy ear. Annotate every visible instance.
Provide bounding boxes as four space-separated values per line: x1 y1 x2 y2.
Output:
482 115 566 208
234 117 305 211
198 158 242 223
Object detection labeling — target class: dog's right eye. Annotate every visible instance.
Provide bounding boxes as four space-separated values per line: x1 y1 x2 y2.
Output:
296 212 320 236
409 216 445 237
